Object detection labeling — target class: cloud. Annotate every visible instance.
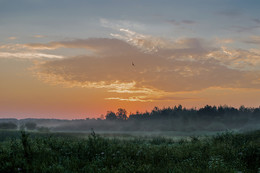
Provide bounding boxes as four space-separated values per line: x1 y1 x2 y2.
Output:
33 35 45 38
24 38 139 55
3 28 256 102
111 28 215 60
24 43 61 50
111 28 172 53
31 32 260 102
8 37 17 40
252 18 260 24
112 29 259 71
215 38 234 44
0 52 63 59
100 18 145 31
105 95 192 102
243 36 260 45
0 43 64 60
207 47 260 71
0 44 28 51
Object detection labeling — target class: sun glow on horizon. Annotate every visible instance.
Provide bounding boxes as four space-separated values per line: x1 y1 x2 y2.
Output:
0 0 260 119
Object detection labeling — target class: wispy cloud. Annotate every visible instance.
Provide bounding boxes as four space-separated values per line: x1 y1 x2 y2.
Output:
207 47 260 71
100 18 145 31
0 52 63 59
33 35 45 38
106 95 194 102
252 18 260 24
215 38 234 44
0 43 64 59
8 37 17 40
243 36 260 45
111 28 171 53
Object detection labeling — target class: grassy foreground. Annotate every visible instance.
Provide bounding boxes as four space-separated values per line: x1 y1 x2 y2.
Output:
0 130 259 173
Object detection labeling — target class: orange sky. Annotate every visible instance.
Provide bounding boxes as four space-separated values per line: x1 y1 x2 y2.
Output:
0 1 260 119
0 56 259 119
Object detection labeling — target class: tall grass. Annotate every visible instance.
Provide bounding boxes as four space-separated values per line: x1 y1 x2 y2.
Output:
0 130 259 172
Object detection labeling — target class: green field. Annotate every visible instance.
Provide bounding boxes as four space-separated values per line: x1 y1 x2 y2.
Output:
0 130 259 173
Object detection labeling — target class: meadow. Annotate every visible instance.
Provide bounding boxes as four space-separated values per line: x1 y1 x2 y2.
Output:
0 130 259 173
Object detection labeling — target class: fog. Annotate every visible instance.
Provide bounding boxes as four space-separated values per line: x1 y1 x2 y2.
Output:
1 105 259 137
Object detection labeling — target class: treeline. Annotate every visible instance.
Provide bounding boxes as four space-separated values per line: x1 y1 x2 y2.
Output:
1 105 260 132
106 105 260 121
99 105 260 131
0 121 49 132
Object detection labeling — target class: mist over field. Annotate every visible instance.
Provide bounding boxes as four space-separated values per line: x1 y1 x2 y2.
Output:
1 105 259 137
0 106 259 172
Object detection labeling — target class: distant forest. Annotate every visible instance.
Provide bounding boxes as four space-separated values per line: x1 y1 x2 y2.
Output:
106 105 260 121
1 105 260 132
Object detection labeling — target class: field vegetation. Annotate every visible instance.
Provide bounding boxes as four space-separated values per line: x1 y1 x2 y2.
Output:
0 129 259 172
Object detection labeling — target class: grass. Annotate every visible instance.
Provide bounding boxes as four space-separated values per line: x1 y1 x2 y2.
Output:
0 130 259 172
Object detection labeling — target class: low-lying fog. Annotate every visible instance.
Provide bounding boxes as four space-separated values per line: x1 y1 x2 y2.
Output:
1 106 259 137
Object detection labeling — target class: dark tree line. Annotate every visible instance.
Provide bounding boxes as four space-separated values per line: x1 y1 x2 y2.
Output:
105 108 127 121
105 105 260 121
101 105 260 131
1 105 259 132
0 122 17 130
0 122 37 130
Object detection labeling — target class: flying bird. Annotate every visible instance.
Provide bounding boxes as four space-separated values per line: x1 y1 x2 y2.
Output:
132 62 135 67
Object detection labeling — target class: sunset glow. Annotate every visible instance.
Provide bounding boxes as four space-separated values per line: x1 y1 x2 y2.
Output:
0 0 260 119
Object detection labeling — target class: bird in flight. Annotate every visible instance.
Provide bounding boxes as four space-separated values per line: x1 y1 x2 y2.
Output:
132 62 135 67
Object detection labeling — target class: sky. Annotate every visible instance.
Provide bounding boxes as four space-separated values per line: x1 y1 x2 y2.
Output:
0 0 260 119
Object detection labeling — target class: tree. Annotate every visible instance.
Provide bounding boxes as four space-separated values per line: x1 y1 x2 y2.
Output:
116 108 127 120
105 111 117 120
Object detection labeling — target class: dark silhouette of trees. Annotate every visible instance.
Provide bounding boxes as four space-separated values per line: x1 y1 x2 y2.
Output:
106 105 260 121
105 111 117 120
116 108 127 121
101 105 260 131
198 105 217 117
105 108 128 121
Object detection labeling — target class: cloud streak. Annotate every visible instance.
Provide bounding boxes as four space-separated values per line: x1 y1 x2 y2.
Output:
0 52 63 59
243 36 260 45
